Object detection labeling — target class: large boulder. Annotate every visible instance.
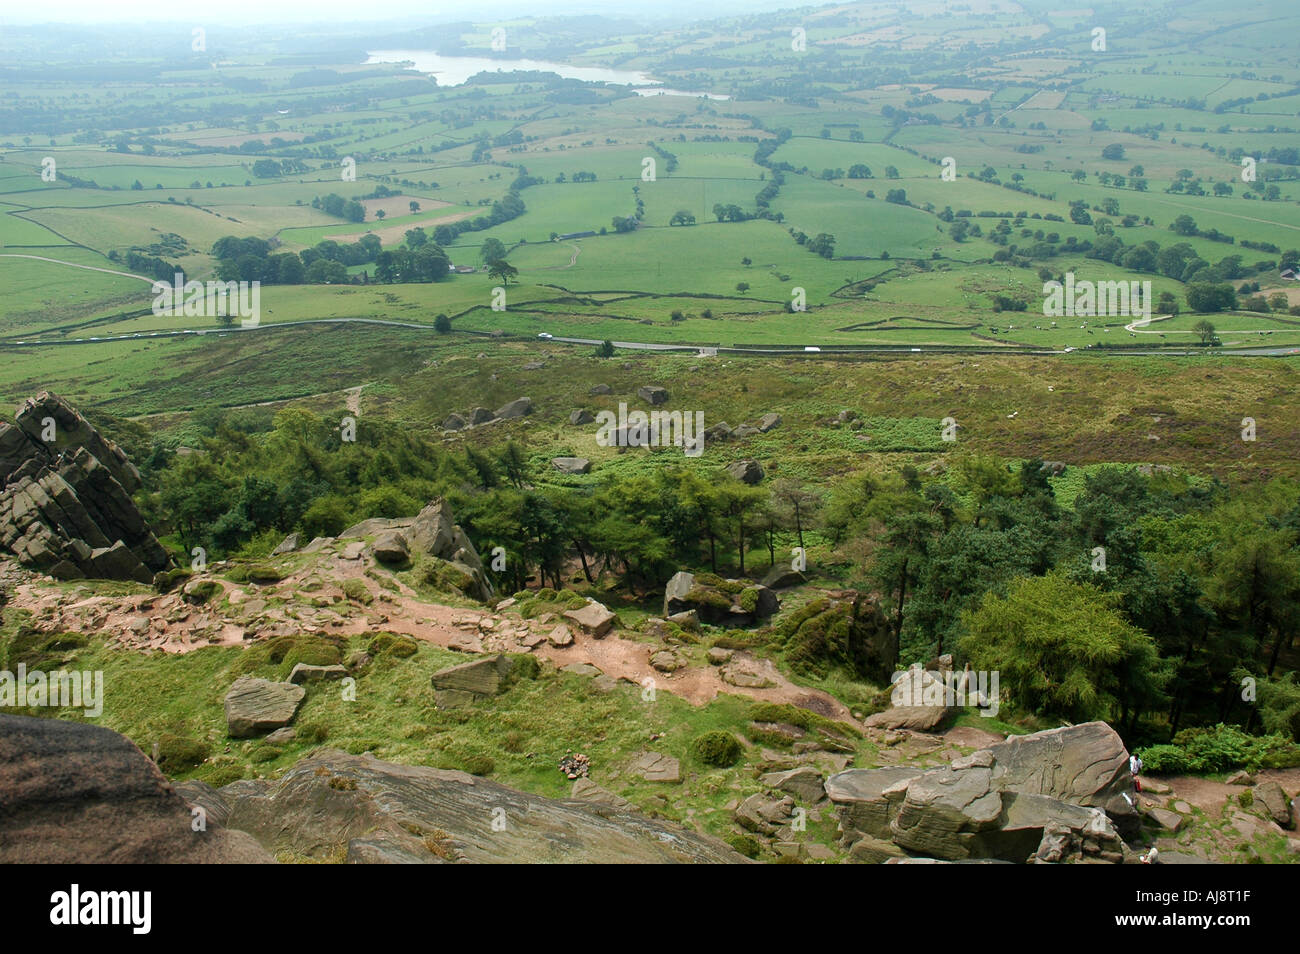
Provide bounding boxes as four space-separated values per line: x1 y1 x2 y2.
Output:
212 749 743 863
372 529 410 564
726 459 765 484
828 723 1137 863
224 676 307 738
0 714 272 863
564 599 617 637
865 666 954 732
551 457 591 475
1253 780 1294 829
431 654 515 707
664 571 697 616
637 385 669 406
661 571 778 626
495 397 533 419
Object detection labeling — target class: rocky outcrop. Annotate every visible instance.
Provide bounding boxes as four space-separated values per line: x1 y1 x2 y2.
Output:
0 714 273 863
829 722 1137 864
0 392 169 582
207 748 742 863
338 498 492 602
662 570 778 626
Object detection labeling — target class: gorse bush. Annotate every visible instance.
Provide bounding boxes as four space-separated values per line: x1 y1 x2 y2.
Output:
690 730 743 767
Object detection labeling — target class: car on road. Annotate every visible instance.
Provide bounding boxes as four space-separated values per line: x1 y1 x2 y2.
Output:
537 332 553 340
803 346 820 352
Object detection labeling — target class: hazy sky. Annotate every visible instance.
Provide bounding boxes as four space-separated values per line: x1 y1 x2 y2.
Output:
0 0 784 25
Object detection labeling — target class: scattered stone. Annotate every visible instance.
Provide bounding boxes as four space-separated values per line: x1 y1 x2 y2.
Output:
650 649 685 672
721 662 774 689
735 792 794 834
727 458 764 484
563 599 617 637
224 676 306 738
495 397 533 419
442 413 467 431
667 609 699 630
271 532 301 556
589 384 612 396
265 727 296 746
547 624 574 647
1254 781 1294 829
707 647 733 665
288 663 347 684
551 457 591 474
1147 807 1185 832
430 654 514 701
561 662 602 677
761 767 826 803
569 409 595 426
468 407 497 426
637 385 669 406
757 413 782 432
630 751 681 784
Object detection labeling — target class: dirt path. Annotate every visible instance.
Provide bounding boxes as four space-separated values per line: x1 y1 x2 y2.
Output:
1161 769 1300 813
6 552 857 723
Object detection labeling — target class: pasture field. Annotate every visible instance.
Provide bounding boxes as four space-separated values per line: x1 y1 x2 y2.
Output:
0 0 1297 391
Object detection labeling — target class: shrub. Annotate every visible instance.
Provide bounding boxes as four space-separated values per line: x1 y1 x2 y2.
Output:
726 833 762 858
342 578 372 603
182 579 222 604
368 632 419 658
691 730 743 767
155 733 210 772
297 721 329 744
1137 724 1300 775
250 746 283 764
153 568 192 593
246 564 283 584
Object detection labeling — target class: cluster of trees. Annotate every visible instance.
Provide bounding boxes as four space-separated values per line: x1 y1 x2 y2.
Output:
830 456 1300 740
141 407 1300 748
207 230 458 287
312 193 366 223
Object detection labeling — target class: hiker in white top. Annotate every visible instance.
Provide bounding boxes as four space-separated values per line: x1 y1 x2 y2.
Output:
1129 753 1143 793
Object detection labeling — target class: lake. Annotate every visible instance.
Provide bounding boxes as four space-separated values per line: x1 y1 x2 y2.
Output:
365 50 729 99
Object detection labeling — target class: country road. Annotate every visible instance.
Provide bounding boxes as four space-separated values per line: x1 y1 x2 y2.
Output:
4 317 1299 358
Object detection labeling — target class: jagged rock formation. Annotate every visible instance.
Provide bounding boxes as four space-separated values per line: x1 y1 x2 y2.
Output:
330 497 493 602
0 392 168 582
828 722 1138 863
0 714 273 863
184 748 747 863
